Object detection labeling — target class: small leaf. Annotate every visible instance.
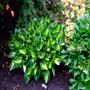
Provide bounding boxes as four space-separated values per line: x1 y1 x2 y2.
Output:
54 58 61 65
65 58 72 66
56 25 60 33
52 67 55 76
69 78 76 83
48 61 52 69
38 52 45 59
9 52 16 58
85 77 90 82
18 34 25 41
26 67 33 76
34 67 38 75
14 41 20 48
43 28 49 36
24 74 30 84
23 65 26 73
45 53 51 61
19 49 27 55
56 45 60 51
40 62 48 70
69 83 77 90
10 57 22 71
44 71 50 84
34 70 40 81
30 51 37 58
74 71 80 77
46 39 51 48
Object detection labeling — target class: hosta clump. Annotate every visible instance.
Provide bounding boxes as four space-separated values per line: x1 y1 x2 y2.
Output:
62 14 90 90
9 17 65 84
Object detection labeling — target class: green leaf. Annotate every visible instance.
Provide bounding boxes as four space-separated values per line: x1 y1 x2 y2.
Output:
14 41 20 48
56 45 60 51
19 49 27 55
65 58 72 66
10 57 23 71
48 61 52 69
34 67 38 75
85 77 90 82
36 43 43 51
45 53 51 61
69 83 77 90
26 39 31 43
34 69 40 81
34 74 40 81
43 28 49 36
30 51 37 58
44 71 50 84
9 52 16 58
40 62 48 70
23 65 26 73
38 52 45 59
69 78 76 83
46 39 51 48
51 40 55 45
56 25 60 33
24 74 30 84
26 67 33 76
54 58 61 65
74 71 80 77
18 34 25 41
52 67 55 76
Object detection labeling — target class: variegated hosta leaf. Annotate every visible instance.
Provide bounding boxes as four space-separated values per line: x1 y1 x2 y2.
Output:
9 17 65 84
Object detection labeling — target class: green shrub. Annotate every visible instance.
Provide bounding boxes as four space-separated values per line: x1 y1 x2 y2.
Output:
9 17 65 84
61 14 90 90
17 0 48 27
50 0 64 17
17 0 64 27
86 0 90 14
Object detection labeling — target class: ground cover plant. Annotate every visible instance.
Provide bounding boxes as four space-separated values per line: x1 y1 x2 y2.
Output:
62 14 90 90
9 17 65 84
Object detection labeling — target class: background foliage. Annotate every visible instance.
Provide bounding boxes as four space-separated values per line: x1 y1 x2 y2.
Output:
62 14 90 90
17 0 64 27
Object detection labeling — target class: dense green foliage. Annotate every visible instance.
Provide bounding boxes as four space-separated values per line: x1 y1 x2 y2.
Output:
9 17 65 84
62 14 90 90
86 0 90 14
18 0 47 27
17 0 64 27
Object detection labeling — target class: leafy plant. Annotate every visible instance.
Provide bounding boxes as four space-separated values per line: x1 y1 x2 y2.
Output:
61 14 90 90
86 0 90 14
17 0 48 27
50 0 64 17
9 17 65 84
17 0 64 27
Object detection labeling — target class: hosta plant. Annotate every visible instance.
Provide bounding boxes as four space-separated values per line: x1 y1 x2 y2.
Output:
61 14 90 90
9 17 65 84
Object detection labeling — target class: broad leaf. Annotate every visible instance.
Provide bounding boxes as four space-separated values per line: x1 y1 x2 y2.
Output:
44 71 50 84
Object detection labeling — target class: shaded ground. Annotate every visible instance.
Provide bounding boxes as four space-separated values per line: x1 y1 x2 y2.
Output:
0 65 69 90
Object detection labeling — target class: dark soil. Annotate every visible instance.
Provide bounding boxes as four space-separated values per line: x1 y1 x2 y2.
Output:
0 65 69 90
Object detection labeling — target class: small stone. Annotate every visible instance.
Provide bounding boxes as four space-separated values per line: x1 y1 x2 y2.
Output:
42 83 47 89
